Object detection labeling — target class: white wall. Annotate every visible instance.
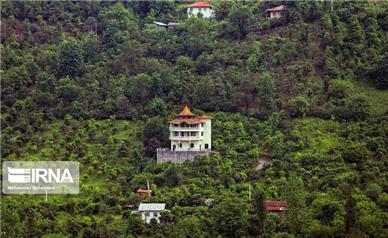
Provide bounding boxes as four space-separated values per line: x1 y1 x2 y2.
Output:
187 7 215 18
169 119 212 151
141 211 161 224
269 11 282 19
171 141 201 151
201 119 211 150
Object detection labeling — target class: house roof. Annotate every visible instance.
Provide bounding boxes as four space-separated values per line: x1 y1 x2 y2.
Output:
187 1 213 8
138 203 166 211
171 105 213 123
266 201 288 211
198 115 213 119
136 188 152 193
178 105 196 117
266 5 285 12
153 21 179 27
169 118 202 124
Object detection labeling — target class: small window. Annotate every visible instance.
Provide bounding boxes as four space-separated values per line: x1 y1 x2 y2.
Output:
174 132 178 136
201 132 203 136
201 123 204 127
179 143 182 148
191 132 196 136
190 143 194 148
205 144 209 149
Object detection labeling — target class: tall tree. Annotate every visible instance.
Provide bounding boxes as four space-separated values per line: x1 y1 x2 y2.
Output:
256 71 276 114
250 186 267 236
345 194 357 233
59 39 84 78
211 197 251 238
286 173 305 235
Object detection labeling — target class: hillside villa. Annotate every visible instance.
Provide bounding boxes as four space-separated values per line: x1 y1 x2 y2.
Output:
157 105 213 164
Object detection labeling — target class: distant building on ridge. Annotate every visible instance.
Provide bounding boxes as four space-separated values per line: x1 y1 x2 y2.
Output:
187 1 215 18
266 5 285 19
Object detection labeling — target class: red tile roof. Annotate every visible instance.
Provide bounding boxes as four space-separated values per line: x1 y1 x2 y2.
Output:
265 201 288 211
136 189 152 193
187 1 213 8
266 5 285 12
170 118 202 124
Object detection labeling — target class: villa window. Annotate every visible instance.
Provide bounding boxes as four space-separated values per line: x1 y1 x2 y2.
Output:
191 132 196 136
174 132 178 136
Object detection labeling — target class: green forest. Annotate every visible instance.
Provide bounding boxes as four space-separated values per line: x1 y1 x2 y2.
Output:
1 1 388 237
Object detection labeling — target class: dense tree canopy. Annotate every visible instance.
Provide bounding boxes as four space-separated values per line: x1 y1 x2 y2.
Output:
1 1 387 237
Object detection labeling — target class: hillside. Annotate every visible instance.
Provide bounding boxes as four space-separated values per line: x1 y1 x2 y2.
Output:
1 1 388 237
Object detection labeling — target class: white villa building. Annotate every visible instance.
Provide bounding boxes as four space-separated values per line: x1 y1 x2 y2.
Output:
156 105 213 164
169 105 212 151
187 1 215 18
134 203 166 224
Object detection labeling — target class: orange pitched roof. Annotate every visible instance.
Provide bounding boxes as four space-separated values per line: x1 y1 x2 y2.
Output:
187 1 213 8
178 105 196 117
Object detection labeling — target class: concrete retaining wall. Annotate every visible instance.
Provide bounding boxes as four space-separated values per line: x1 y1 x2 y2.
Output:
156 149 210 164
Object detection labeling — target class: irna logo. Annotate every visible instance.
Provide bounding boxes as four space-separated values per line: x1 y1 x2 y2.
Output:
3 161 79 194
7 167 74 183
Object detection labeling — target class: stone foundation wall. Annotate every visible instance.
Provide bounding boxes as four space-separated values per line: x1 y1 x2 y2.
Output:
156 149 210 164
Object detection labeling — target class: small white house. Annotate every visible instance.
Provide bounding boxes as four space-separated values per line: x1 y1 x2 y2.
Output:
187 1 215 18
136 203 166 224
266 5 285 19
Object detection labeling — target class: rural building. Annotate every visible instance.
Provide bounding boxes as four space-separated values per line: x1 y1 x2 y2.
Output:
169 105 212 152
157 105 213 163
266 5 285 19
187 1 215 18
134 203 166 224
136 188 151 199
265 200 288 217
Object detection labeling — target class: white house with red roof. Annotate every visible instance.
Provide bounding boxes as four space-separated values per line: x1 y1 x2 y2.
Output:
187 1 215 18
266 5 285 19
169 105 212 152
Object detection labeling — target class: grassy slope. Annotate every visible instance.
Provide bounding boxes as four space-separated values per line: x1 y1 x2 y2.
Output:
3 120 141 208
352 79 388 115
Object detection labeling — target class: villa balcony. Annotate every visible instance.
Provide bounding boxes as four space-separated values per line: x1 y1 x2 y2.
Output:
169 135 203 141
169 126 202 132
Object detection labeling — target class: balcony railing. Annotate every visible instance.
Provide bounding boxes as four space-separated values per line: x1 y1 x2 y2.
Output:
169 135 203 141
169 126 202 132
